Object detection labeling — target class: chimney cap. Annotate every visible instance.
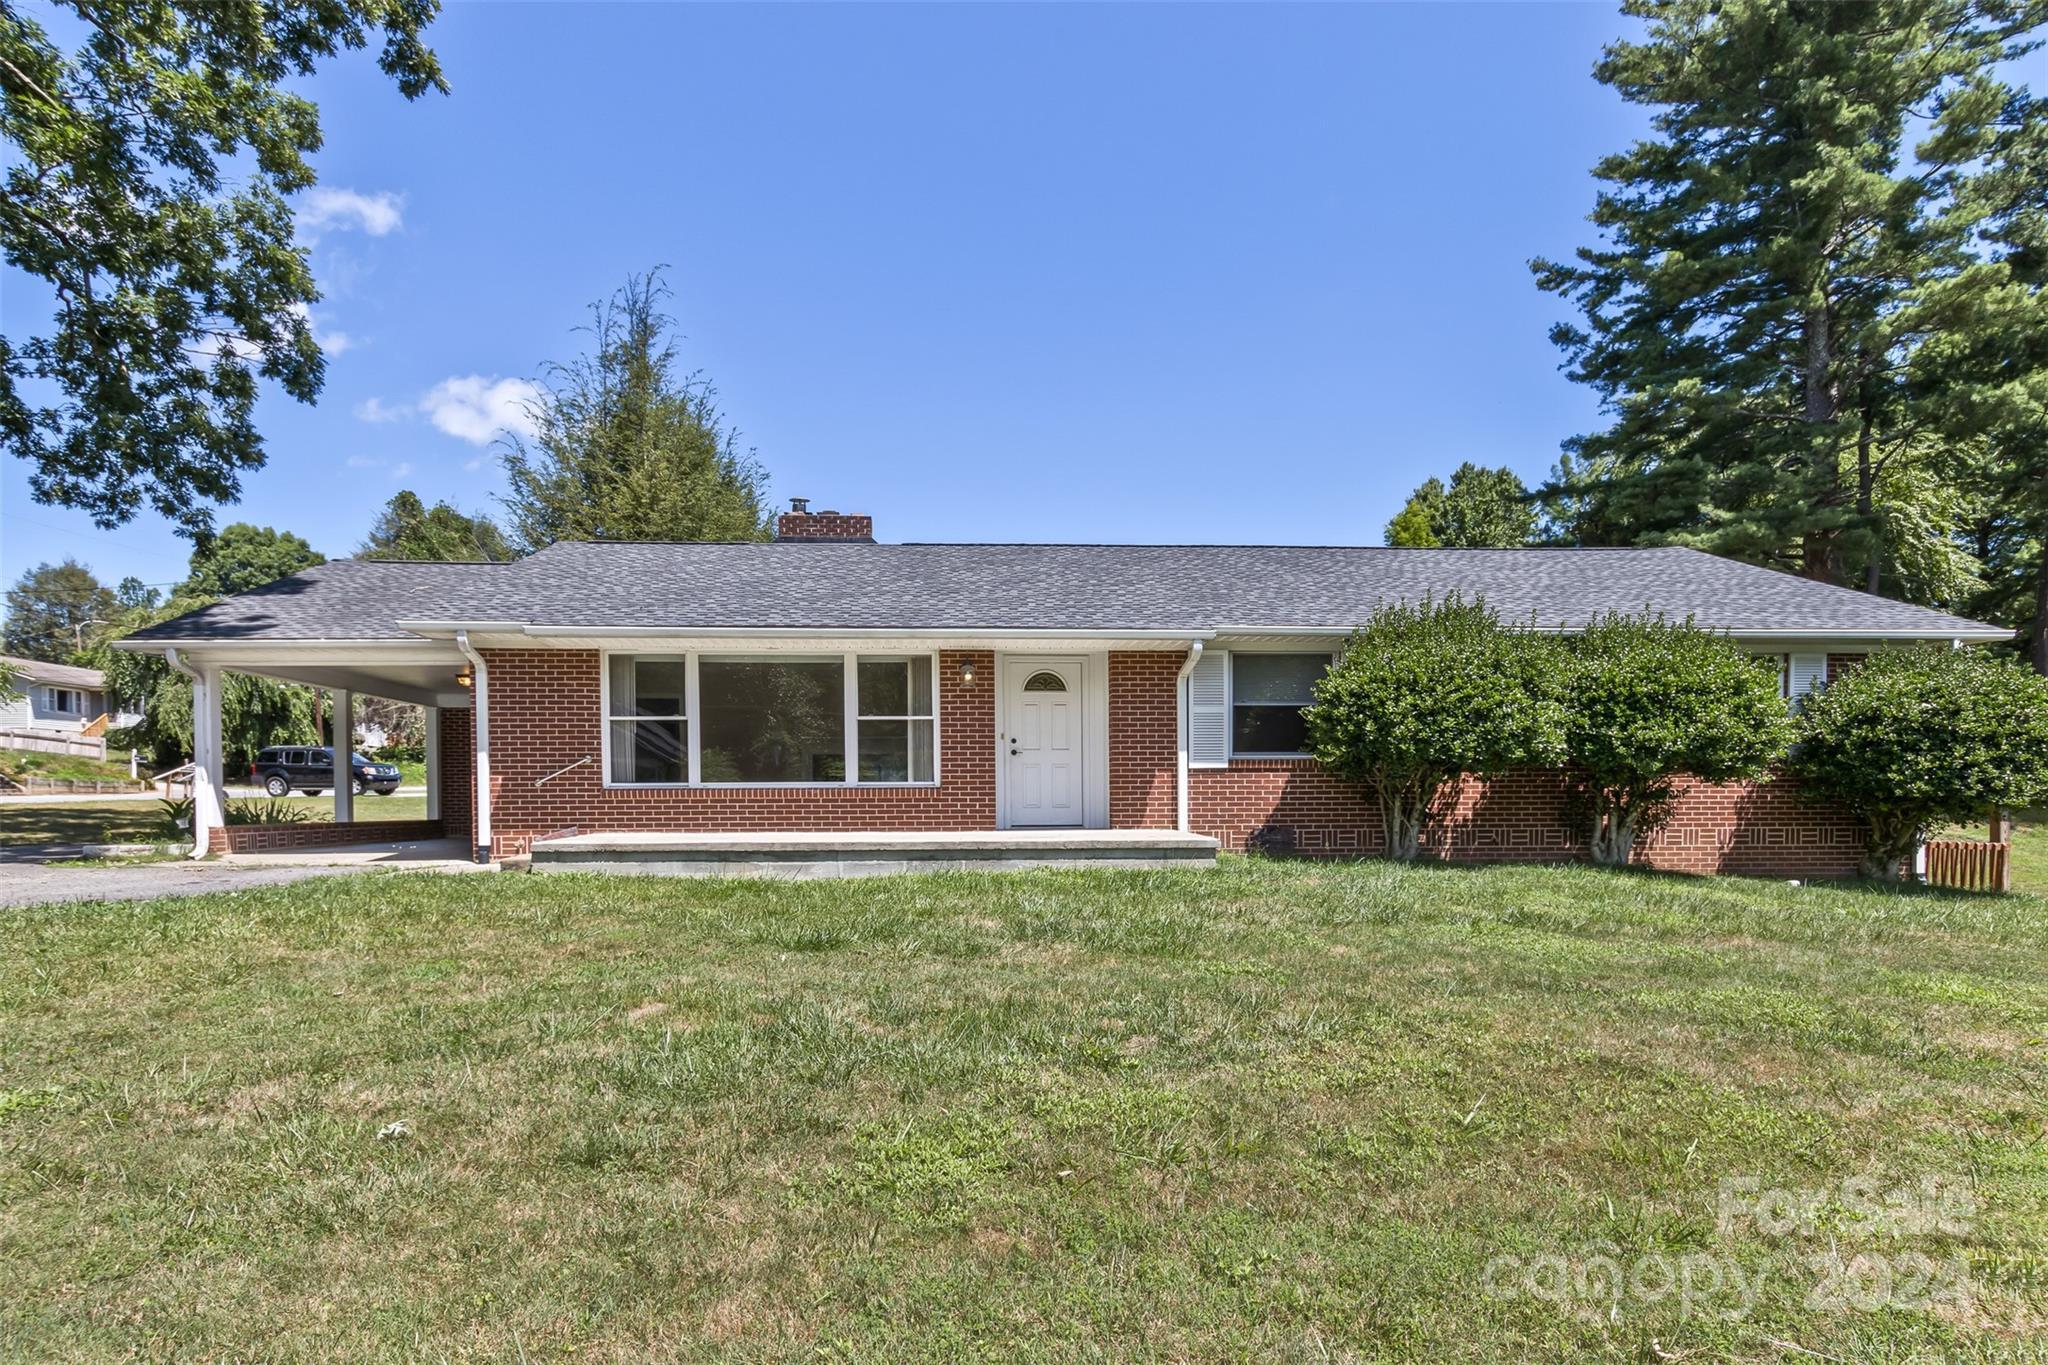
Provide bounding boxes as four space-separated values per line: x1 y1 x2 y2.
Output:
789 496 809 513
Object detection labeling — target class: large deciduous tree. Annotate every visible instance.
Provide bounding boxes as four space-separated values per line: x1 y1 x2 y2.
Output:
0 0 445 540
499 272 773 551
182 524 324 598
1534 0 2047 599
1563 615 1793 865
3 558 115 659
1303 596 1565 860
1383 462 1537 548
359 490 514 562
1791 647 2048 879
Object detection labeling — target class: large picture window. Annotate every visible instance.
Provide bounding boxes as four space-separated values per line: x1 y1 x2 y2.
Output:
603 652 940 787
606 656 687 784
1231 653 1328 756
700 658 846 783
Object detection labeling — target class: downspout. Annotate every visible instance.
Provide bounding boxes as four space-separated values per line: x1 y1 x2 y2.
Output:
454 631 493 864
1175 640 1203 835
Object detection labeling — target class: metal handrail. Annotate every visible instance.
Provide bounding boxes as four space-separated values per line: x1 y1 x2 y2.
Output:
535 754 593 787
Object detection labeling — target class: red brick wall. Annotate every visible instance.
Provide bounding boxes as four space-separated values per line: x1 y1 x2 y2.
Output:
210 819 445 854
1109 652 1181 828
439 703 475 846
1827 652 1867 684
478 648 995 858
1186 762 1866 876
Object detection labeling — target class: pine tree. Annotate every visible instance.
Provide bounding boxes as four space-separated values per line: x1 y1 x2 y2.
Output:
1534 0 2046 594
499 272 772 551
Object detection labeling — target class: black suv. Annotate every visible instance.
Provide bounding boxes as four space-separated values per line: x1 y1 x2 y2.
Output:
250 747 403 798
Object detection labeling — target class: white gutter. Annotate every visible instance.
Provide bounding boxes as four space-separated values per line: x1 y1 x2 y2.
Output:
454 630 492 864
1210 624 2013 642
1174 640 1203 834
397 622 1220 642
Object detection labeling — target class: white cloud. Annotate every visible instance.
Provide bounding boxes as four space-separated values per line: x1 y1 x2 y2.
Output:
419 375 542 446
462 456 485 473
355 397 407 424
390 461 414 480
345 454 382 469
299 187 404 237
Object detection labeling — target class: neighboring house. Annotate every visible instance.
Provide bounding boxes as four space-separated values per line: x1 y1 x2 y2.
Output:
117 503 2008 870
0 654 140 758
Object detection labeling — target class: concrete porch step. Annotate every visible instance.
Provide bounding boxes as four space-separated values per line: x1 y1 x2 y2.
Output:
528 828 1219 878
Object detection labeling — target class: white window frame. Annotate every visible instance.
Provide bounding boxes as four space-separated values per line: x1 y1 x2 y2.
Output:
854 654 942 786
602 652 691 787
1226 650 1334 760
47 686 81 715
600 649 941 790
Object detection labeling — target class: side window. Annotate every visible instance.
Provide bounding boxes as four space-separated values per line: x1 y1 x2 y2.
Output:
1230 654 1330 756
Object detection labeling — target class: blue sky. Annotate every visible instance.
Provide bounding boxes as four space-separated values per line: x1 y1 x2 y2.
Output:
5 2 1652 591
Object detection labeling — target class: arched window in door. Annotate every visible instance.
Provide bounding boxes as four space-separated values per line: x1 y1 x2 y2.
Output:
1022 670 1067 692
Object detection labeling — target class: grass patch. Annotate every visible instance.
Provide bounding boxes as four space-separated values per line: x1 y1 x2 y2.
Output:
2 859 2045 1359
0 749 141 785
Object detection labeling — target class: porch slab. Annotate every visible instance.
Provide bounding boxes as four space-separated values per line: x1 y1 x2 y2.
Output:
529 828 1220 878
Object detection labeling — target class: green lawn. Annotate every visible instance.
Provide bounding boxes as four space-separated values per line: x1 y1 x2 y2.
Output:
0 748 141 786
4 861 2045 1360
0 794 428 846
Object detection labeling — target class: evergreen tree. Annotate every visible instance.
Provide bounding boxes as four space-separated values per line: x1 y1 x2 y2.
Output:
499 272 772 551
360 490 514 561
1534 0 2047 594
1385 463 1535 548
2 559 115 659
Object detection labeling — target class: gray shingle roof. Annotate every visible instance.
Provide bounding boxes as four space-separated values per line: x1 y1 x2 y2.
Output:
120 542 2007 642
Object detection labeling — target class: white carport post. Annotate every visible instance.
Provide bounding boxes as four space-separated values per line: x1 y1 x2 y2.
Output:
424 706 441 821
168 649 225 858
331 688 354 823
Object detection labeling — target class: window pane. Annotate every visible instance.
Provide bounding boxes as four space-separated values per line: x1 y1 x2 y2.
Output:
858 657 933 716
699 659 845 783
858 660 907 715
610 656 684 717
1233 705 1310 755
609 718 686 783
1233 653 1326 704
856 718 935 783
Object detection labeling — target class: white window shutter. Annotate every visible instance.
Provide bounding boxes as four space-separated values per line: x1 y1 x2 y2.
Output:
1788 652 1827 709
1188 649 1228 768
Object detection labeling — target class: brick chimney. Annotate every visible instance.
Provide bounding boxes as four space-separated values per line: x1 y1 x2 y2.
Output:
775 497 873 542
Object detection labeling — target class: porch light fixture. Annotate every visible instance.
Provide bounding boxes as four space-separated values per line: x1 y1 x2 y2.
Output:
957 658 976 687
455 664 474 689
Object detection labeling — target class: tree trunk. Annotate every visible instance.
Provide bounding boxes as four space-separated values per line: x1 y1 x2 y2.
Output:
1588 801 1638 868
1378 788 1426 862
1856 407 1880 595
1860 814 1918 883
1801 305 1844 585
2033 555 2048 678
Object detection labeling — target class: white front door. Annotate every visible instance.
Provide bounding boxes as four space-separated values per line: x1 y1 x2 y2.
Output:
1004 658 1083 827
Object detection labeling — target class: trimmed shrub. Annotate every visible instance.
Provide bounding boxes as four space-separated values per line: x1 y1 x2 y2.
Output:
1305 594 1565 860
1563 614 1792 866
1792 646 2048 881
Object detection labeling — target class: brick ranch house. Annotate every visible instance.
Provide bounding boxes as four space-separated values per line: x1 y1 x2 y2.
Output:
117 503 2008 874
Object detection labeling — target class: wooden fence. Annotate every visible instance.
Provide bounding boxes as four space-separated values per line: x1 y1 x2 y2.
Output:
1924 838 2011 892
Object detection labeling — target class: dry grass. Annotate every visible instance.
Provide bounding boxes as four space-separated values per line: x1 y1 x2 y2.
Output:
3 859 2045 1361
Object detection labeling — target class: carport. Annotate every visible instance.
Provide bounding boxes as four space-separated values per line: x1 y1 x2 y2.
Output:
134 637 477 860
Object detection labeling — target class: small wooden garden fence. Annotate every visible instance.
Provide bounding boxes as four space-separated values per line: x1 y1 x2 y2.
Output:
1924 838 2011 892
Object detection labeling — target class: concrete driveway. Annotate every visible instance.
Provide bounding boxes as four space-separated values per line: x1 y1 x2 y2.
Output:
0 839 490 909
